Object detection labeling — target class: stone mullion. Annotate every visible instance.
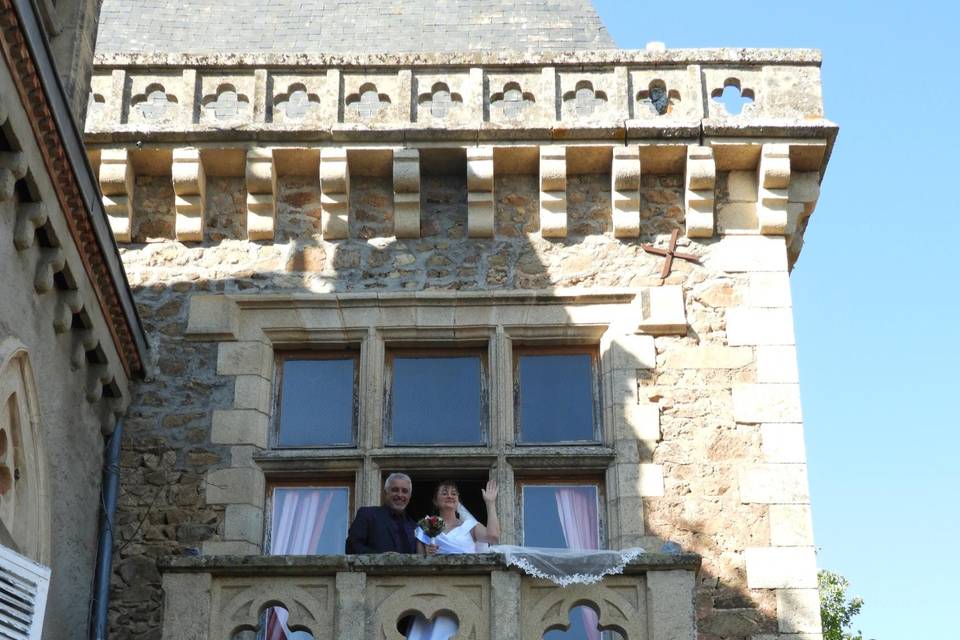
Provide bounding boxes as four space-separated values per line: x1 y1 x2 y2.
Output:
359 328 385 506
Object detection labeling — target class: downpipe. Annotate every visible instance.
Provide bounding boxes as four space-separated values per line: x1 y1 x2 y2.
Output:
90 419 123 640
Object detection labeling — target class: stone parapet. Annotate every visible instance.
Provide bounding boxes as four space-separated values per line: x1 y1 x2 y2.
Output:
159 553 701 640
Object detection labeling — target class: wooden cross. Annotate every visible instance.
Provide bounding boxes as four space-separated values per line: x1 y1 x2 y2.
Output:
641 229 701 279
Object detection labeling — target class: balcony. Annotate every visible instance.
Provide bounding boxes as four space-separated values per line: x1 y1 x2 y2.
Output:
159 552 700 640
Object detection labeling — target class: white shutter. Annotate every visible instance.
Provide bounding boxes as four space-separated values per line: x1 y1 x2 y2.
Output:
0 544 50 640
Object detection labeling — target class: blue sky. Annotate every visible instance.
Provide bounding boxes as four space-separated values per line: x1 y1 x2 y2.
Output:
593 1 958 637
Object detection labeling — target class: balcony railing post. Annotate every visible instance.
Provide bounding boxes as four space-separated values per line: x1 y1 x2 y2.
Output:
335 571 367 640
646 569 697 640
490 570 521 640
160 572 211 640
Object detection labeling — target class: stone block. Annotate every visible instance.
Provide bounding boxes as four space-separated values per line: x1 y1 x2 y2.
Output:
186 295 239 339
225 503 264 545
611 145 641 238
769 505 814 546
205 467 265 506
636 286 687 335
685 145 716 238
490 571 521 640
233 375 273 413
739 463 809 504
647 570 697 640
748 272 793 308
216 341 273 378
467 146 495 238
211 409 269 447
201 540 260 556
161 573 211 640
660 346 753 369
745 547 817 589
603 333 656 371
777 589 823 632
603 367 638 406
708 236 788 273
393 148 421 238
717 202 759 235
638 463 665 497
172 148 206 242
726 308 796 346
757 346 799 383
620 402 660 442
727 170 757 202
732 384 802 423
790 171 821 204
761 423 807 463
245 147 277 240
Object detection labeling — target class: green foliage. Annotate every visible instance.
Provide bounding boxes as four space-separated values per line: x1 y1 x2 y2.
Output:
819 569 867 640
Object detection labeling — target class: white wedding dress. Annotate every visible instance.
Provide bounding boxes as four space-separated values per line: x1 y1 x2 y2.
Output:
406 514 478 640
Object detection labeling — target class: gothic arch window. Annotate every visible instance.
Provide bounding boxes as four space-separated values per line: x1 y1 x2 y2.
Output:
0 340 50 565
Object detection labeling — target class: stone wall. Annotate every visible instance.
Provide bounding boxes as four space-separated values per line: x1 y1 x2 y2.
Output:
108 165 814 639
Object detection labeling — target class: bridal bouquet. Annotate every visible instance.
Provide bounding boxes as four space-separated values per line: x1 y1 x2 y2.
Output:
417 515 445 541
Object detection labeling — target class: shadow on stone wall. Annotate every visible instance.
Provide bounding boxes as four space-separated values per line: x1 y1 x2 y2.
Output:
108 167 777 640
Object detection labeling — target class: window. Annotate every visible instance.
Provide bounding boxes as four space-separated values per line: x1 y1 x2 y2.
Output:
266 484 351 555
520 483 602 549
515 348 600 444
386 350 487 445
274 353 358 447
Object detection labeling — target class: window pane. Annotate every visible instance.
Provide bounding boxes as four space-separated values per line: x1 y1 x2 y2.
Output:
390 355 483 444
270 487 349 555
518 354 595 443
278 358 355 446
522 485 599 549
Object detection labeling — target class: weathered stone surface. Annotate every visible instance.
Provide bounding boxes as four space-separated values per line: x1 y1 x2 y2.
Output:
660 346 753 369
769 505 814 547
761 423 807 463
726 308 796 346
739 464 809 504
732 384 802 423
744 547 817 589
757 346 799 383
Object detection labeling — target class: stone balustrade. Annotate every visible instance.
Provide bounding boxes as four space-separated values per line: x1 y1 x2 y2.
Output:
86 49 832 141
159 552 700 640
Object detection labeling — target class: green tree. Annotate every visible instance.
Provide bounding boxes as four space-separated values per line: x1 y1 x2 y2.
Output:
818 569 868 640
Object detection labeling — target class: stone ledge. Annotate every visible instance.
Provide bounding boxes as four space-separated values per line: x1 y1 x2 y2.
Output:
159 551 703 576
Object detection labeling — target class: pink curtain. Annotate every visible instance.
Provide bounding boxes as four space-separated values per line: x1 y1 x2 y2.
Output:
265 489 336 640
555 487 601 640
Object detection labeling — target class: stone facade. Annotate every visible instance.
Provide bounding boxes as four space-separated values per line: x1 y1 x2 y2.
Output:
86 45 835 640
0 1 146 637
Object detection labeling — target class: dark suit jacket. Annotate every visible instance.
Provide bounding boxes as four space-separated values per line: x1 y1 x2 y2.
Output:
345 505 417 554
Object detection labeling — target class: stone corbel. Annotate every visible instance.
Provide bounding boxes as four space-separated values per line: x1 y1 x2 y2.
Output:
98 149 134 243
319 148 350 240
245 147 276 240
539 146 567 237
684 145 715 238
0 151 27 202
787 170 821 238
611 145 641 238
393 148 421 238
71 330 98 370
466 146 494 238
172 148 206 242
34 248 65 294
13 202 47 250
53 290 83 334
85 365 114 403
757 143 790 235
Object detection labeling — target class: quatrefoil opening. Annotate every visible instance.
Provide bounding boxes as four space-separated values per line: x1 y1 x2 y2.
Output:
273 82 321 121
417 82 464 120
711 77 755 116
543 603 625 640
201 83 251 121
130 83 178 121
398 609 460 640
563 80 608 118
230 604 314 640
636 79 681 116
345 82 392 119
490 81 536 120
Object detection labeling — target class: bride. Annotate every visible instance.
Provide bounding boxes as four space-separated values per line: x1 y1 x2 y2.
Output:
406 479 499 639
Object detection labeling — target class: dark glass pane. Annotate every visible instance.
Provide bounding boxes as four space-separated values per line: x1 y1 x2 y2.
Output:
278 359 355 446
270 487 349 555
519 354 595 443
522 485 598 549
391 355 482 444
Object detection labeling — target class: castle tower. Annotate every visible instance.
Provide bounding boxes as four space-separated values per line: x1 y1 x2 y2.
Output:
87 2 837 639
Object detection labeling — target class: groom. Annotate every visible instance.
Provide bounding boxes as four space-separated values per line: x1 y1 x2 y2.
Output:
345 472 417 554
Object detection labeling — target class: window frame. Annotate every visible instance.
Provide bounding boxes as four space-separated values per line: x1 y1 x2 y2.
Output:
513 345 603 446
516 476 606 549
263 479 355 555
383 347 490 447
271 349 361 449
